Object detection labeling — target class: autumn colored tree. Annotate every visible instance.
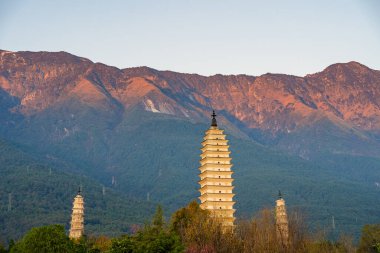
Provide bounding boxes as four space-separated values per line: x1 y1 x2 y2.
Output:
358 224 380 253
171 200 242 253
236 208 281 253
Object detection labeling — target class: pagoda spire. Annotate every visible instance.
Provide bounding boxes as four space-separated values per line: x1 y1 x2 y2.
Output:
198 111 235 229
275 190 289 246
211 110 217 127
69 189 85 240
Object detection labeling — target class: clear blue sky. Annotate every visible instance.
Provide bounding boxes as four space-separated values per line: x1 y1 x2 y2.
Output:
0 0 379 76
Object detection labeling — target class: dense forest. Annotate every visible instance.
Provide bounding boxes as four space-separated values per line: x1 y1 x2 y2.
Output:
1 202 380 253
2 105 380 249
2 109 380 241
0 138 155 243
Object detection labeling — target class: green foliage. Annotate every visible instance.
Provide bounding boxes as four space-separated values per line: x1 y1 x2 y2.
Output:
0 243 6 253
152 206 164 231
71 236 108 253
376 243 380 253
2 202 360 253
111 206 184 253
111 236 136 253
131 229 183 253
85 236 112 252
10 225 75 253
8 225 112 253
358 224 380 253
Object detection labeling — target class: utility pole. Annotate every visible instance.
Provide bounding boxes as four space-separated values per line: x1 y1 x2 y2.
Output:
8 193 12 211
332 216 336 230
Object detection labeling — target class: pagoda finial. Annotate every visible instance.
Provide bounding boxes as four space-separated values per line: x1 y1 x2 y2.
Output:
278 190 282 199
78 186 82 195
211 110 217 127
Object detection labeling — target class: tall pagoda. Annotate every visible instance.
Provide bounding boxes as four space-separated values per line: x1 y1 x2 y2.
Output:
198 110 235 228
69 189 85 240
275 191 289 245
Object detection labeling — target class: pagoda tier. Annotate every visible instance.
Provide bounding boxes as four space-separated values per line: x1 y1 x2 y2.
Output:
69 192 85 240
200 170 233 179
199 163 232 173
199 193 235 202
200 150 231 159
199 177 234 188
199 185 234 195
198 111 236 228
200 157 232 165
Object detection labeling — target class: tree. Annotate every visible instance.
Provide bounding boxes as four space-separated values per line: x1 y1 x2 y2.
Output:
171 201 241 253
0 243 6 253
358 224 380 253
376 243 380 253
90 236 112 252
152 205 164 232
73 236 102 253
236 208 279 253
171 200 209 237
111 205 184 253
10 225 75 253
110 236 136 253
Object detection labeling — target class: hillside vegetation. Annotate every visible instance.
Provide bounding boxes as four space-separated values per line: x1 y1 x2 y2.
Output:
0 138 155 244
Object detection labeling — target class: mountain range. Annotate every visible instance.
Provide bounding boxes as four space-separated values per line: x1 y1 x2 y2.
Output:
1 50 380 241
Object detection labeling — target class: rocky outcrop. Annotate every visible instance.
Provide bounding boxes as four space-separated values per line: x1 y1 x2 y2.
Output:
1 50 380 149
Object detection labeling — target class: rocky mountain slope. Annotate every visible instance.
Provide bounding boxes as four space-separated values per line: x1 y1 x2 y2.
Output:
1 50 380 157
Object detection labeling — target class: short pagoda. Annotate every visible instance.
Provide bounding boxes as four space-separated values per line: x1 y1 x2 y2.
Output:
275 191 289 245
198 110 235 228
69 188 85 240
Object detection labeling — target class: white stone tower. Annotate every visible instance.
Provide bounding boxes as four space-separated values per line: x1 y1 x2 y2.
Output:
69 188 85 239
199 110 235 228
275 191 289 245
